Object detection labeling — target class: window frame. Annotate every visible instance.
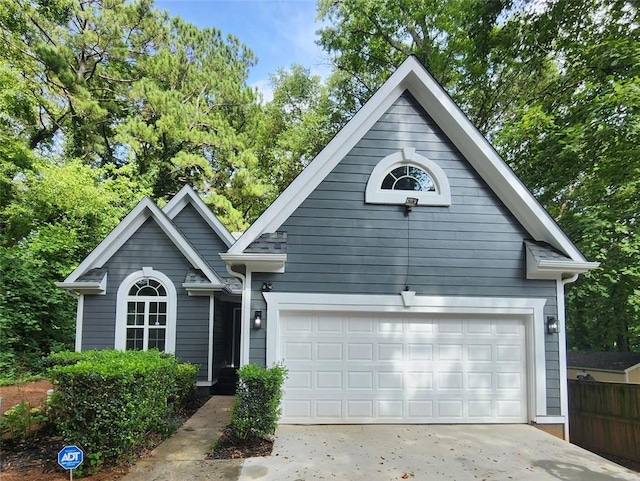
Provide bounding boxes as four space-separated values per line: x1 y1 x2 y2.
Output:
115 268 177 353
365 147 451 206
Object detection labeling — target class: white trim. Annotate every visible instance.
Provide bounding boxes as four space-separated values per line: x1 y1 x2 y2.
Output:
264 292 549 423
534 416 567 424
196 380 213 387
208 295 214 384
241 270 252 365
229 56 589 264
56 272 107 295
114 269 177 354
220 253 287 273
365 147 451 206
163 185 236 248
526 247 599 279
182 283 224 295
75 295 84 352
62 198 225 289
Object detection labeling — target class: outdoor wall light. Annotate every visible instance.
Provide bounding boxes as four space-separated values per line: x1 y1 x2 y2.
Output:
546 316 559 334
253 310 262 330
261 282 273 292
404 197 419 213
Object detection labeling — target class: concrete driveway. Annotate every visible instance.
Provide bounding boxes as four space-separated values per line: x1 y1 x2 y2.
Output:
239 425 640 481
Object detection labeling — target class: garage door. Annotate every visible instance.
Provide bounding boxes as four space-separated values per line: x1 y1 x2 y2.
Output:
279 311 527 424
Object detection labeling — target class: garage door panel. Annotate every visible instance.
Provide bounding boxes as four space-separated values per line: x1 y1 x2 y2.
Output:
280 312 527 424
316 342 342 360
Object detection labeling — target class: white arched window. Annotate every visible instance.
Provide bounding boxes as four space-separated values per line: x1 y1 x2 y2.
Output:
115 268 177 353
365 147 451 206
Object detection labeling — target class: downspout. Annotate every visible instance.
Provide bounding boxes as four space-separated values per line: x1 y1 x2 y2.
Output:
62 290 82 352
557 273 579 441
226 264 250 366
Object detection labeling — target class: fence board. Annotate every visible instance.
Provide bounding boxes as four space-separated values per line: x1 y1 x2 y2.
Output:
569 380 640 462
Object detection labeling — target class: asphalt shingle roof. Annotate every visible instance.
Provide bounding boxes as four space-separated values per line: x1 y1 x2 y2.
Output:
567 351 640 372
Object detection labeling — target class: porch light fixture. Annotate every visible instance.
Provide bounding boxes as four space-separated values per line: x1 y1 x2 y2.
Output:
253 310 262 330
546 316 559 334
404 197 419 213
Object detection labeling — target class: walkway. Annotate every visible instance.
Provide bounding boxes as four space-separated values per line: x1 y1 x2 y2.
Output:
121 396 241 481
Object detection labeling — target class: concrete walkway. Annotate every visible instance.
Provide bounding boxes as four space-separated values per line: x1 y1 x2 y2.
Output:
121 396 241 481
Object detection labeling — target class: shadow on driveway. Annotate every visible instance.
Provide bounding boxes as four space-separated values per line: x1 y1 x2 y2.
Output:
239 425 640 480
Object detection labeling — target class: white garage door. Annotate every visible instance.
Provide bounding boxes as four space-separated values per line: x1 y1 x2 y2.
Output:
279 311 527 424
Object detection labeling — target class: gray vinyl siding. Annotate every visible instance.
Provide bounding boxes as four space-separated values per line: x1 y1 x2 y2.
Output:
171 203 230 277
82 218 211 382
251 91 561 414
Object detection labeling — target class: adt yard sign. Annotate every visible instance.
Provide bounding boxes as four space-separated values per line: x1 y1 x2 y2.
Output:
58 445 83 470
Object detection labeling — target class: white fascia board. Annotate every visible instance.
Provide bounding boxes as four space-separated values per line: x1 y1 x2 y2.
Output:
624 364 640 375
163 185 236 248
56 282 104 295
56 272 107 294
220 253 287 273
62 198 155 283
526 248 600 279
182 283 227 295
402 67 587 262
63 197 225 288
229 56 587 264
228 78 408 254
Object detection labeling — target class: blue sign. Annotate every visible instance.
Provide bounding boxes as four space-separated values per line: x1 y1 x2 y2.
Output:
58 445 83 470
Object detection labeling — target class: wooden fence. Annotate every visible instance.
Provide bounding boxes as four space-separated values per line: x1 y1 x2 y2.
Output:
568 380 640 461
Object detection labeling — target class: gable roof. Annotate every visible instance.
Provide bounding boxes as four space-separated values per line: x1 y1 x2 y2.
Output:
163 185 236 248
568 351 640 373
229 56 597 274
59 197 226 290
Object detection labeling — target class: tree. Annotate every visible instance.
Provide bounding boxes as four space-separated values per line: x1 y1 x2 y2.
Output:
0 0 167 165
0 61 37 210
494 0 640 351
316 0 547 134
253 65 337 203
0 160 143 376
117 17 264 230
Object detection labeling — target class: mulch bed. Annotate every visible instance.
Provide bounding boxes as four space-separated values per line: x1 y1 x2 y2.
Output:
0 394 211 481
208 426 273 459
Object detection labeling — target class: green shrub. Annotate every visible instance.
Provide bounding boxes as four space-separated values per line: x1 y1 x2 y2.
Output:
47 349 198 473
231 363 288 440
0 401 48 441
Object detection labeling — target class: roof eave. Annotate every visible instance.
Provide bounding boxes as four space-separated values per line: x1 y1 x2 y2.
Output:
220 253 287 273
182 282 227 296
527 257 600 280
55 281 106 295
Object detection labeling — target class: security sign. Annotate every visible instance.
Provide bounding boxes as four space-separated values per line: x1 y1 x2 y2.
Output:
58 445 83 470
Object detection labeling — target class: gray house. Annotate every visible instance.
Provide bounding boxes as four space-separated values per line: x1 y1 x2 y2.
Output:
59 57 597 439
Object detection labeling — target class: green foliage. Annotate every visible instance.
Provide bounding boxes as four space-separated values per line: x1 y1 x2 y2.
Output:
316 0 542 134
47 350 198 473
231 363 288 440
493 0 640 351
0 401 48 442
254 65 338 203
0 244 76 377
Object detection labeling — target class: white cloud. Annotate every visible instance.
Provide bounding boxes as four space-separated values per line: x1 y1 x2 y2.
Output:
251 78 274 103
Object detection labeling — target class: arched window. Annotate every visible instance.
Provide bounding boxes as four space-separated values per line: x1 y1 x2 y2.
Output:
115 268 177 353
381 166 436 192
365 147 451 206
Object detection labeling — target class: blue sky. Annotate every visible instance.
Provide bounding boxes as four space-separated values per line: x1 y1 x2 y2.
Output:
154 0 331 100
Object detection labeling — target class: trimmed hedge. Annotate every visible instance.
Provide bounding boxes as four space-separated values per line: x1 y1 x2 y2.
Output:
231 363 287 439
47 350 198 472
